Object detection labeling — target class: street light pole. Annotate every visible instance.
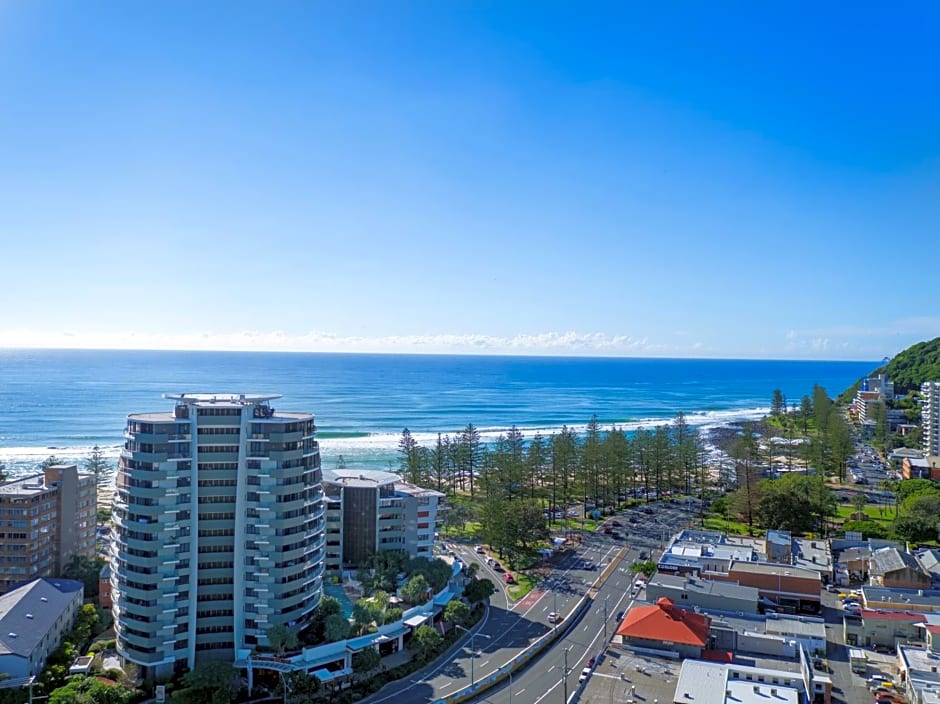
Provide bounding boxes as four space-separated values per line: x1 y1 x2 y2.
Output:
456 624 491 687
509 669 513 704
563 646 571 704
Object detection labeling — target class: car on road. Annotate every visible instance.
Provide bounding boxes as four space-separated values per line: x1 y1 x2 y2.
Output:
628 517 638 523
642 507 654 514
475 545 485 554
603 527 613 534
579 667 592 683
825 584 839 592
638 551 648 560
504 573 515 584
548 612 561 623
610 520 622 527
611 532 622 540
616 611 624 621
873 645 894 655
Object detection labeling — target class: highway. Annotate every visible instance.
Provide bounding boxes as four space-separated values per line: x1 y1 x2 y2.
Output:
365 499 696 704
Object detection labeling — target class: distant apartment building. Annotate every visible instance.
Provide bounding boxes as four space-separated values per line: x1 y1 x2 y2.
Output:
322 468 444 572
0 465 96 593
923 381 940 456
111 393 325 680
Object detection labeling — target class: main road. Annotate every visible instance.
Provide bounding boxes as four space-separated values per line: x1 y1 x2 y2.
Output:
365 500 695 704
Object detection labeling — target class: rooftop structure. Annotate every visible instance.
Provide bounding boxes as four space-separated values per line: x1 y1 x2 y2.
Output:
863 586 940 612
870 547 931 589
658 530 762 576
646 573 760 615
672 648 823 704
111 393 325 680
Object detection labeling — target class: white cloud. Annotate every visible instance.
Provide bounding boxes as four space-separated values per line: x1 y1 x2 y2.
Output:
0 328 685 357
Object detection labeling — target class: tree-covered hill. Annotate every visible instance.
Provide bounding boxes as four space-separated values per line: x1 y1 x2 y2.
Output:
838 337 940 403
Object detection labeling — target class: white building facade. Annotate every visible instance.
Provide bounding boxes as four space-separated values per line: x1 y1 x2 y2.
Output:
923 382 940 457
111 394 325 680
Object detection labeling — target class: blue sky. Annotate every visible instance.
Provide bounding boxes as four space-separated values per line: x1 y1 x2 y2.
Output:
1 2 937 360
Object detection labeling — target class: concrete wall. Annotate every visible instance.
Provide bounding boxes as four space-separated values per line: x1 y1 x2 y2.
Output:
735 631 797 658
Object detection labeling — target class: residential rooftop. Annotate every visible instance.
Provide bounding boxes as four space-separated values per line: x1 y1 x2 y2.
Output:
0 578 83 657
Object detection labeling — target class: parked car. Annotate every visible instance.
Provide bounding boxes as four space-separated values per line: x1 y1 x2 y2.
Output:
616 611 624 621
628 516 638 523
579 667 592 683
475 545 485 554
825 584 839 593
504 573 516 584
548 612 561 623
610 520 622 527
587 656 596 668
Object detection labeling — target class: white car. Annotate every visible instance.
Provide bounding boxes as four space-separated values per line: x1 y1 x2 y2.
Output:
579 667 592 683
548 612 560 623
475 545 485 554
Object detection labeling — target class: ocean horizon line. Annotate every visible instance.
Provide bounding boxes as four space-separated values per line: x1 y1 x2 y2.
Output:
0 345 881 365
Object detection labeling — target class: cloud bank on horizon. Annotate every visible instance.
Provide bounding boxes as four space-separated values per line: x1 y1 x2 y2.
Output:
0 326 931 361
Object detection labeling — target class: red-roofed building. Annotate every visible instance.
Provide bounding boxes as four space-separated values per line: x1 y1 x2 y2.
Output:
615 597 712 658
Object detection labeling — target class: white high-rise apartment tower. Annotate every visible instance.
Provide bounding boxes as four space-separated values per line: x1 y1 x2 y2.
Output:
923 382 940 456
111 394 325 680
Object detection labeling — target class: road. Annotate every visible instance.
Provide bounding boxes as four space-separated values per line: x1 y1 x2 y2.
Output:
364 501 695 704
470 503 696 704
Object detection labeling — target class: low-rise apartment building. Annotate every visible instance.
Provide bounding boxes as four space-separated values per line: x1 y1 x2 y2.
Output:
0 577 84 678
323 469 445 572
0 465 96 592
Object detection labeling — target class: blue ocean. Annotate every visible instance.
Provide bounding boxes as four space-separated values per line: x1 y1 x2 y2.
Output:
0 349 877 477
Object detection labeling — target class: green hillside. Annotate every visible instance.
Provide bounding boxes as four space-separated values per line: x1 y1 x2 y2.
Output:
837 337 940 402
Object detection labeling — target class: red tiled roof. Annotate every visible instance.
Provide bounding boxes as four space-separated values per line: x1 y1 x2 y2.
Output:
861 609 927 622
616 597 711 646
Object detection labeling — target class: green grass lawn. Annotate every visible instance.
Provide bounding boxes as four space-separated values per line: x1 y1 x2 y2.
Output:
702 516 761 536
834 504 895 525
507 571 539 600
